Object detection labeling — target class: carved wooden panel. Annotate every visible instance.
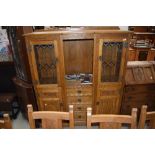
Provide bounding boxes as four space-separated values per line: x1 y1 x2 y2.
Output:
36 85 62 111
125 68 135 85
96 96 120 114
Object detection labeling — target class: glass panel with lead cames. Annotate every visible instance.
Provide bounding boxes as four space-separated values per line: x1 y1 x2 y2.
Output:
100 42 123 82
34 44 58 84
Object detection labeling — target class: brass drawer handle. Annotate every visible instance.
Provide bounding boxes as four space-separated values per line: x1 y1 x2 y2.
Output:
77 98 81 102
77 90 82 94
44 104 47 110
78 115 82 119
77 107 82 110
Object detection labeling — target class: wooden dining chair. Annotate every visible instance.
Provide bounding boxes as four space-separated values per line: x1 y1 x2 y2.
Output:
27 104 74 129
87 107 137 129
138 105 155 129
0 113 12 129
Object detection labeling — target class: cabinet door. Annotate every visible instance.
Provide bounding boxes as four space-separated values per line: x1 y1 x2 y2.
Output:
96 38 128 114
28 40 62 111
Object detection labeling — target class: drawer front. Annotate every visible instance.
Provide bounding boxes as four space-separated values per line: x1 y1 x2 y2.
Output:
67 87 92 96
67 96 92 104
74 111 87 121
124 85 155 94
74 104 91 111
124 93 154 102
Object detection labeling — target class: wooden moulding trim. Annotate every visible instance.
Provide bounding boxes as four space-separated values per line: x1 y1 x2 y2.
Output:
24 30 132 36
36 84 59 88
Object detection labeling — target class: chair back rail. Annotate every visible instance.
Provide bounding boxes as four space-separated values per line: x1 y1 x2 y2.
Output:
87 107 137 129
27 104 74 129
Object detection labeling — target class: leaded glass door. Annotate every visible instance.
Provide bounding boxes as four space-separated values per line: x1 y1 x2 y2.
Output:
28 40 62 111
96 38 128 114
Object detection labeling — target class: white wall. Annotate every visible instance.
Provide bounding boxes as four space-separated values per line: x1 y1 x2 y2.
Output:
119 26 128 30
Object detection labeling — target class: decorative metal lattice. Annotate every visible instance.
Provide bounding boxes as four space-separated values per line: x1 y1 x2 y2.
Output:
100 42 123 82
34 44 58 84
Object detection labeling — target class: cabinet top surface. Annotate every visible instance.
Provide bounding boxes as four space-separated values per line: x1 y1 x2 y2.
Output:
24 29 132 36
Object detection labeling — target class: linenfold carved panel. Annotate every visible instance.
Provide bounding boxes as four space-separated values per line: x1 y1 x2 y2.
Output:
97 96 120 114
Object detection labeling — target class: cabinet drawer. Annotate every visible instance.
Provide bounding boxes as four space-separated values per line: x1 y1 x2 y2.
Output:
74 104 91 111
67 96 92 104
67 87 92 96
74 111 86 121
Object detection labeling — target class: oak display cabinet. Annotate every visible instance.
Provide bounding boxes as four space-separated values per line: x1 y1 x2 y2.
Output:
25 28 131 126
